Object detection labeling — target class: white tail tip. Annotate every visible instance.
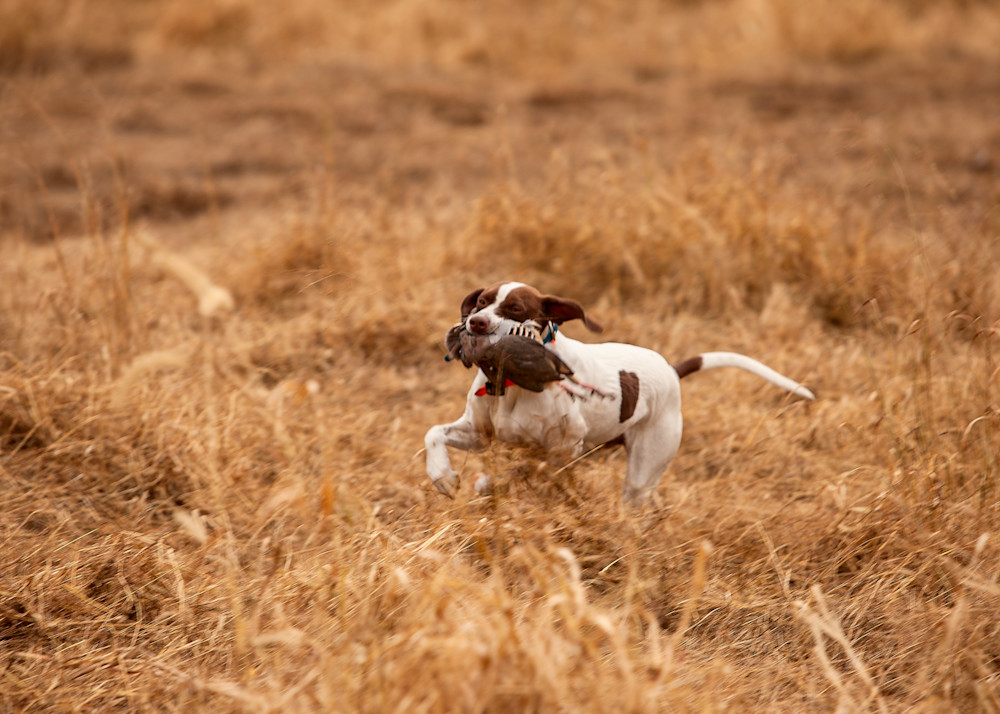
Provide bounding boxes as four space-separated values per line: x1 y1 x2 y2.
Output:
700 352 815 400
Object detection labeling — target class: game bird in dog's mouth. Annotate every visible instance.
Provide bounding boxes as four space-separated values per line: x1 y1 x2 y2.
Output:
426 281 815 505
445 322 603 397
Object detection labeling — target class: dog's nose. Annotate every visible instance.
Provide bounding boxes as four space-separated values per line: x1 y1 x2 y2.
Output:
468 315 490 334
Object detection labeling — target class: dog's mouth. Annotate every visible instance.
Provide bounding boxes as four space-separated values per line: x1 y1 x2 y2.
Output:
466 319 543 341
504 323 542 342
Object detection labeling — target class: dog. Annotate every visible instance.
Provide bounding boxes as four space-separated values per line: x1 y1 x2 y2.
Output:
424 281 815 505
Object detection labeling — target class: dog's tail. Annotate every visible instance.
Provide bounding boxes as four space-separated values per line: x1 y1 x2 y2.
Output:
672 352 815 400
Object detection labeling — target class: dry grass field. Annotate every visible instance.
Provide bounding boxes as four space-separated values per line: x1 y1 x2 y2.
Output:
2 0 1000 710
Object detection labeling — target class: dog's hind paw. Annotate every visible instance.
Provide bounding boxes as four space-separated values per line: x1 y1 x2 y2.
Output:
622 483 656 508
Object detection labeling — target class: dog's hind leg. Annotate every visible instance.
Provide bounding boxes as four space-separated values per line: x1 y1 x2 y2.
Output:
621 411 683 507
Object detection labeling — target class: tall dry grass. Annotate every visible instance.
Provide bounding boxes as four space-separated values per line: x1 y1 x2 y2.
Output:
2 0 1000 711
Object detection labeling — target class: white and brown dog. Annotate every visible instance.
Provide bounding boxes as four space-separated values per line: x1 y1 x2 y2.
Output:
425 281 814 505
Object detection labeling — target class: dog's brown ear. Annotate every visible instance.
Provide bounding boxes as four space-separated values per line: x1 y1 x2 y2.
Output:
459 288 484 319
540 295 604 333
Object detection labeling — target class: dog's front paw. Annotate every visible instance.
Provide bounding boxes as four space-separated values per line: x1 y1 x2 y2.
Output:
622 483 655 508
432 471 459 498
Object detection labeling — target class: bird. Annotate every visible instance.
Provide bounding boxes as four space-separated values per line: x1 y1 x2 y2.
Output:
474 335 575 394
445 324 576 395
445 322 604 397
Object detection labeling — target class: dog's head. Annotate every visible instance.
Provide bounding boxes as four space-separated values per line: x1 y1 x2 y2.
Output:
458 282 604 337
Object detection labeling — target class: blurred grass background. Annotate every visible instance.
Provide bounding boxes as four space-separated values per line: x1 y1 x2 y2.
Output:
1 0 999 711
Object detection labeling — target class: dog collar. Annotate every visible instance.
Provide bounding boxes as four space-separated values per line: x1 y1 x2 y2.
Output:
541 322 558 344
475 379 516 397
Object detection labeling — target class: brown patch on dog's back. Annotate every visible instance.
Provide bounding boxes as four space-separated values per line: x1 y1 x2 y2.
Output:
619 370 639 422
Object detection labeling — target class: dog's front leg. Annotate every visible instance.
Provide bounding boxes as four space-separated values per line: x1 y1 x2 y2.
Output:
425 413 486 498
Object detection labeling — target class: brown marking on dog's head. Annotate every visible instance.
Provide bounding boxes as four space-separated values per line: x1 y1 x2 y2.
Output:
461 282 604 333
497 285 604 332
460 287 486 319
619 370 639 422
538 293 603 332
493 285 540 323
461 282 511 317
